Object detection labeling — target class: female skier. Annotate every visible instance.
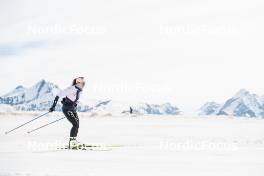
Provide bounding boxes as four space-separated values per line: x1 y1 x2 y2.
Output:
49 77 85 148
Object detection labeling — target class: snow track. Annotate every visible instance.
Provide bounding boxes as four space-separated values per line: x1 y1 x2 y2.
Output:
1 115 264 176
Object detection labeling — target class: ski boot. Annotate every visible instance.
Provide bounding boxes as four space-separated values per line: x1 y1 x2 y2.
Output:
69 137 81 150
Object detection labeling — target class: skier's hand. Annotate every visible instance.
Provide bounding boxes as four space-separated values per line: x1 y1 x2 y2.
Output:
49 107 55 112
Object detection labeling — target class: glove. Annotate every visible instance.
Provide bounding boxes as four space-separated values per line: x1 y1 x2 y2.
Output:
49 96 59 112
49 106 55 112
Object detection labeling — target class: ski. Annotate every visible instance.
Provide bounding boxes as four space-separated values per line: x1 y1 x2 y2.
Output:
57 143 125 151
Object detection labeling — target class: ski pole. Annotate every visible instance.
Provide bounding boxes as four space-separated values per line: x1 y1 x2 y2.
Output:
27 117 66 134
5 112 50 135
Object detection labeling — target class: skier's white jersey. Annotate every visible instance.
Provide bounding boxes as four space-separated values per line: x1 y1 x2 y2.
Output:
57 86 82 102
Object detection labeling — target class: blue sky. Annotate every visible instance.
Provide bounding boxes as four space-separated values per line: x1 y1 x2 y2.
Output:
0 0 262 113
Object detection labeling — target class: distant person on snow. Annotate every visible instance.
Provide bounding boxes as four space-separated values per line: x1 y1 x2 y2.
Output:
130 107 133 114
49 77 85 149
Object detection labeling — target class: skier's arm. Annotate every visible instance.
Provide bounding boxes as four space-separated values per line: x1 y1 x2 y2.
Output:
49 96 59 112
49 86 73 112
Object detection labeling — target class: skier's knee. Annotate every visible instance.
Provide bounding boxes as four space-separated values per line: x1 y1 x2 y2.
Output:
73 122 79 129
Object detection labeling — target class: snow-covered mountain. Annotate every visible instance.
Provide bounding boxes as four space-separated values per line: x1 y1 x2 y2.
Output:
198 102 221 116
0 80 90 112
132 103 180 115
199 89 264 118
85 100 180 116
0 80 180 115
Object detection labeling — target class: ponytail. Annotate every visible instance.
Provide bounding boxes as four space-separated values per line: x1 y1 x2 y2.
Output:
72 78 77 86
